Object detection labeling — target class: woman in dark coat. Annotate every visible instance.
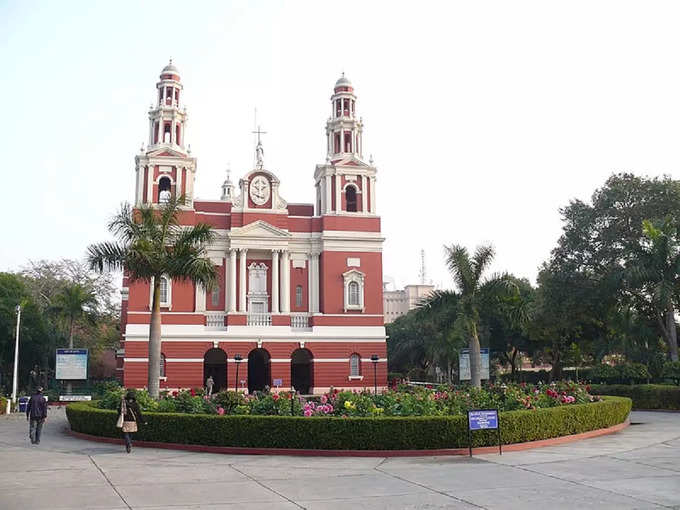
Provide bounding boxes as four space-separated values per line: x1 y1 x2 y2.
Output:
119 391 144 453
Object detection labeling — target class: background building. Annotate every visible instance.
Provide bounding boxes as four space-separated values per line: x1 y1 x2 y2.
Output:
119 63 387 394
383 283 435 323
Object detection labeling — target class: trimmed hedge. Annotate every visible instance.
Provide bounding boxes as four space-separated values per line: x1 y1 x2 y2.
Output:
590 385 680 410
0 397 7 415
66 397 631 450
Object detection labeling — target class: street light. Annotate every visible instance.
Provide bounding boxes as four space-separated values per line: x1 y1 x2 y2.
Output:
234 354 242 391
10 305 22 413
371 354 379 395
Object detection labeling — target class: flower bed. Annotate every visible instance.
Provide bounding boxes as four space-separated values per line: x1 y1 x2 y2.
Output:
96 381 600 417
66 384 631 451
590 384 680 410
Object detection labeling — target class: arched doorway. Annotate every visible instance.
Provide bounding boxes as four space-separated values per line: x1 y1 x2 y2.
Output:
247 348 271 394
291 348 313 394
203 348 227 392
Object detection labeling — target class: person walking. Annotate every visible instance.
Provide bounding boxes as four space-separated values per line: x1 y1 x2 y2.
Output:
118 391 144 453
26 386 48 445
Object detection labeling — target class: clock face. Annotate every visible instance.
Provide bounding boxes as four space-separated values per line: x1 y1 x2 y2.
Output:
249 175 271 206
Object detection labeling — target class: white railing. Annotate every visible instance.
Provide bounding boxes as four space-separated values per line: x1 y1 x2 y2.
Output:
247 313 272 326
291 313 311 330
205 312 226 329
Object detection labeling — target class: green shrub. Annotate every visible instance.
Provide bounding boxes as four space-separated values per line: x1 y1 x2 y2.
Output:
0 396 7 415
663 361 680 385
590 384 680 410
66 396 631 450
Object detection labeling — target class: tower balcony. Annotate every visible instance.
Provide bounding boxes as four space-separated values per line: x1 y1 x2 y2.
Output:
247 313 272 326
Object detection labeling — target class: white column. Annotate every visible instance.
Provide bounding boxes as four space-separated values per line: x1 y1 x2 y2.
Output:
157 116 163 145
171 116 176 145
176 166 182 199
335 174 342 213
361 175 368 213
281 250 290 313
272 250 280 314
324 175 332 214
340 129 345 154
369 176 376 213
147 165 154 204
239 248 248 312
195 283 206 312
307 254 315 313
228 249 237 312
149 118 154 146
311 253 320 313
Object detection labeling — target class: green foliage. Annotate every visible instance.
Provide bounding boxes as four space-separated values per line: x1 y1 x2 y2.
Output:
590 384 680 410
663 361 680 385
0 396 7 414
66 397 631 450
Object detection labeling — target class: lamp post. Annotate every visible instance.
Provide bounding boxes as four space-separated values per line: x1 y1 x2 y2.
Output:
371 354 379 395
10 305 22 413
290 385 295 415
234 354 242 391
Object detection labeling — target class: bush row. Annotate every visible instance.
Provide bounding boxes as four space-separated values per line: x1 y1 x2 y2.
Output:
66 396 631 450
500 362 680 385
0 396 7 415
589 385 680 410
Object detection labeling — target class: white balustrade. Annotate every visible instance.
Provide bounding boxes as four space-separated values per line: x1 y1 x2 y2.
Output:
205 312 226 329
291 313 311 330
247 313 272 326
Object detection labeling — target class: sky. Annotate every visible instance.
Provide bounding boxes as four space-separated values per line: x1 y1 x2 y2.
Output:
1 1 680 290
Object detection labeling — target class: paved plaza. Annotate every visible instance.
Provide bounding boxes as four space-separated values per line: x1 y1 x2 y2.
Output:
0 409 678 509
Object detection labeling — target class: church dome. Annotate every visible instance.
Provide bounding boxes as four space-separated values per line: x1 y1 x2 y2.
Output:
161 60 179 75
335 74 352 88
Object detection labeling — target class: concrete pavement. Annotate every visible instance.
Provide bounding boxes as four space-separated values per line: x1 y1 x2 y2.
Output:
0 407 678 509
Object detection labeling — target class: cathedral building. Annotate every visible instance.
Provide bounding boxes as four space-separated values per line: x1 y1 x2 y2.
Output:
119 62 386 394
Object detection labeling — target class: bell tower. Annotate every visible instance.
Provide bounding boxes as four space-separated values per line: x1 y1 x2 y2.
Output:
314 75 377 216
134 60 197 208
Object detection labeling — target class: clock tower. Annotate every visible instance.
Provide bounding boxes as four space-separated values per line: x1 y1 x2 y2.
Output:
314 75 377 216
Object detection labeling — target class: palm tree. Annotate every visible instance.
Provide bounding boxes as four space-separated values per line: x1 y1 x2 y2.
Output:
52 283 97 393
628 219 680 361
443 244 516 388
87 195 217 398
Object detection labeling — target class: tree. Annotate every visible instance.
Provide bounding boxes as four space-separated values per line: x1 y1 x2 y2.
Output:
87 196 217 398
627 219 680 361
443 244 515 388
481 276 534 378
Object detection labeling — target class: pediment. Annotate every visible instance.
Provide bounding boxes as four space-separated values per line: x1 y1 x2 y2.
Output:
146 147 189 159
331 155 371 169
230 220 291 240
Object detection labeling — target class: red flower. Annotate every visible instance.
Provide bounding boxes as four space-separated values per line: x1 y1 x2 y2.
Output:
273 393 280 401
172 390 179 397
190 388 196 396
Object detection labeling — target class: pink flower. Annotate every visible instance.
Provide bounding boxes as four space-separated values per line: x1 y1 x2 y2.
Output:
320 395 328 404
273 394 280 401
217 407 225 415
304 409 312 417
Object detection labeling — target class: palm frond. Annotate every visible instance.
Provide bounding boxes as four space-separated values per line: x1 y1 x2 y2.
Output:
444 244 475 294
472 244 495 284
87 242 128 273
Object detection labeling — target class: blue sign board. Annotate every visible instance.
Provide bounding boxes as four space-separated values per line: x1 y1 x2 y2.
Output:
56 349 88 380
468 409 499 430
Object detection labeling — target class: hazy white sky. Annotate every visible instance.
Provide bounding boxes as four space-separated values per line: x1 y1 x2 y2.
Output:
2 1 679 289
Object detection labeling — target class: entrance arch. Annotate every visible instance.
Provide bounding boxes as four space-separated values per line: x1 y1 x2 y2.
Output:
291 348 313 394
203 348 227 392
247 348 271 394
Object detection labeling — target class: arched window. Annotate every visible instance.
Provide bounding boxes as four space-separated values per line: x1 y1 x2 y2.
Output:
295 285 303 307
348 282 360 306
158 177 171 203
346 186 357 212
160 353 166 378
159 276 169 306
350 353 361 377
342 269 365 312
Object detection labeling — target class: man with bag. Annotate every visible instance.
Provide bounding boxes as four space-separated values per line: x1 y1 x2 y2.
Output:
26 386 48 445
117 390 145 453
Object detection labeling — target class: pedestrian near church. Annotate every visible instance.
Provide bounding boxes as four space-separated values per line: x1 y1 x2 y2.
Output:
206 375 214 396
26 386 48 445
117 391 145 453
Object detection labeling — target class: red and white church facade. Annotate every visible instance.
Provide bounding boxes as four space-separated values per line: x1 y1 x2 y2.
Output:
119 62 386 394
